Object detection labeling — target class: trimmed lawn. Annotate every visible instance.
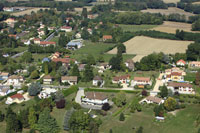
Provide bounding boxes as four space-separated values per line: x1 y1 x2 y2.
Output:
119 24 157 32
184 72 196 82
32 53 51 62
99 104 200 133
14 46 28 52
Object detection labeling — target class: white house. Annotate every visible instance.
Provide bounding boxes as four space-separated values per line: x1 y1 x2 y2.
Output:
93 76 103 86
176 59 186 66
43 75 53 85
81 92 108 105
140 96 164 105
131 77 152 87
61 26 72 32
0 87 13 96
61 76 78 85
7 75 24 85
6 93 25 104
189 61 200 68
167 82 195 94
98 63 111 70
38 88 57 99
112 75 130 84
67 39 83 49
33 38 41 44
0 72 9 80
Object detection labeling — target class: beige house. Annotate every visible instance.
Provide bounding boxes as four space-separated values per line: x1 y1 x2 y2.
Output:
43 75 53 85
131 77 152 87
61 76 77 85
140 96 164 105
189 61 200 68
7 75 24 85
6 94 25 104
167 82 195 94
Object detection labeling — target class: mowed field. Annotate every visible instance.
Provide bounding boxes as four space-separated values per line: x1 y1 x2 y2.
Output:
152 21 193 34
108 36 193 62
12 8 49 16
141 7 195 19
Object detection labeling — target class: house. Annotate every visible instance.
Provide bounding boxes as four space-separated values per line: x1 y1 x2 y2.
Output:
67 39 83 49
9 34 18 39
140 96 164 105
7 75 24 85
112 75 130 84
98 63 111 70
43 75 53 85
176 59 186 66
40 41 56 47
0 87 12 96
3 7 14 12
87 14 98 19
75 32 81 39
50 52 61 59
164 67 185 82
0 72 9 80
38 88 57 99
189 61 200 68
82 92 108 105
61 76 78 85
21 39 30 45
48 27 56 31
167 82 195 94
61 26 72 32
33 38 41 44
6 94 25 104
125 59 134 71
38 29 45 36
52 58 75 66
4 18 17 25
87 28 92 34
42 58 51 63
78 64 86 71
93 76 103 86
102 35 112 42
131 77 152 87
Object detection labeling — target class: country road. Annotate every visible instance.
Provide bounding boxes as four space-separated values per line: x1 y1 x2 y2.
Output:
11 50 28 58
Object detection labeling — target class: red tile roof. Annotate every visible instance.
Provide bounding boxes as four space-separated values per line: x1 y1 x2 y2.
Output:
103 35 112 40
176 59 186 65
40 41 56 45
61 26 72 29
168 82 193 88
171 72 182 76
52 58 75 64
10 94 24 99
113 74 130 81
134 77 150 82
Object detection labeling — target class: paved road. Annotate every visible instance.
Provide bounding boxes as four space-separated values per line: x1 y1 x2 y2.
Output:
75 88 85 104
11 50 28 58
152 73 164 92
44 32 55 41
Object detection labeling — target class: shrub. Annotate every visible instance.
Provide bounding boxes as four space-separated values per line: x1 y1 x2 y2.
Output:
119 113 125 121
56 99 66 109
102 103 110 111
72 102 81 110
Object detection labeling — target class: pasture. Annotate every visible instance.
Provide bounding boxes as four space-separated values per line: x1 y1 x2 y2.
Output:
163 0 180 3
108 36 193 62
141 7 195 19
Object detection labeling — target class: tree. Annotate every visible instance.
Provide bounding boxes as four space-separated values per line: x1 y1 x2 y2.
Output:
18 108 29 128
119 113 125 121
117 43 126 54
81 28 90 40
21 52 32 63
114 91 126 107
0 111 4 122
196 113 200 126
83 64 94 82
36 108 59 133
164 97 177 111
102 103 110 111
28 82 42 96
82 8 88 19
160 85 168 98
39 98 53 111
109 56 121 71
55 91 66 109
28 107 37 129
141 90 147 96
57 66 68 76
87 54 96 65
71 64 80 80
154 104 164 117
195 71 200 86
136 126 143 133
30 70 39 79
97 55 104 63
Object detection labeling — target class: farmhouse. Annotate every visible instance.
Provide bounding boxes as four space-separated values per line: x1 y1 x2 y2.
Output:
43 75 53 85
40 41 56 47
61 76 78 85
6 94 25 104
140 96 164 105
61 26 72 32
112 74 130 84
189 61 200 68
131 77 152 87
102 35 112 42
125 59 134 71
176 59 186 66
167 82 195 94
7 75 24 85
82 92 108 105
93 76 103 86
164 67 185 82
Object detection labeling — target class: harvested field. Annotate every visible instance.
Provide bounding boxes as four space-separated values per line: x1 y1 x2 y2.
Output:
141 7 195 19
12 8 49 16
192 1 200 4
163 0 180 3
152 21 194 34
108 36 193 62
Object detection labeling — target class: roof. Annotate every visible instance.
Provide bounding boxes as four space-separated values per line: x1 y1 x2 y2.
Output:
61 26 72 29
1 88 9 93
134 77 150 82
85 92 107 100
0 72 9 76
52 58 75 64
113 74 130 81
10 94 24 100
79 64 85 69
176 59 186 64
42 58 51 62
103 35 112 40
189 61 200 65
40 41 56 45
171 72 182 76
61 76 77 81
34 38 40 41
146 96 163 104
93 76 103 81
168 82 193 88
67 41 82 46
43 75 53 79
8 75 23 80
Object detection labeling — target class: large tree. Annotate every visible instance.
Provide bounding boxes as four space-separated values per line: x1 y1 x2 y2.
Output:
114 91 126 107
160 85 168 98
164 97 177 111
28 107 37 129
36 108 59 133
117 43 126 54
18 108 29 128
21 52 32 63
82 8 88 19
28 82 42 96
83 64 94 82
71 64 80 80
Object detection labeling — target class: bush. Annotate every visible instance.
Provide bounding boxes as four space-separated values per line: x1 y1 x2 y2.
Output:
56 99 66 109
102 103 110 111
72 102 81 110
119 113 125 121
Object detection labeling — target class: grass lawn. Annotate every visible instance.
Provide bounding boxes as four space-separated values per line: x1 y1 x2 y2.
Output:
119 24 157 32
184 72 196 82
14 46 28 53
99 104 200 133
50 36 59 43
32 53 51 62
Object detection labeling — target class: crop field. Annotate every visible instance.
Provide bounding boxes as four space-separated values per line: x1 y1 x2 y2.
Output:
119 24 157 32
108 36 193 62
152 21 193 34
163 0 180 3
12 8 49 16
141 7 195 19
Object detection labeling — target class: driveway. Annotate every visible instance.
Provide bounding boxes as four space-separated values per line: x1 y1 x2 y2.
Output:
152 73 164 92
75 88 85 104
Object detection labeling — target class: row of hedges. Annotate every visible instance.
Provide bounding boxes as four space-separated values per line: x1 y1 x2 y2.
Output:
62 85 79 97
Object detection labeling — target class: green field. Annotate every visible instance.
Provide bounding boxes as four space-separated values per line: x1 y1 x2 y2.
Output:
119 24 157 32
99 104 200 133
